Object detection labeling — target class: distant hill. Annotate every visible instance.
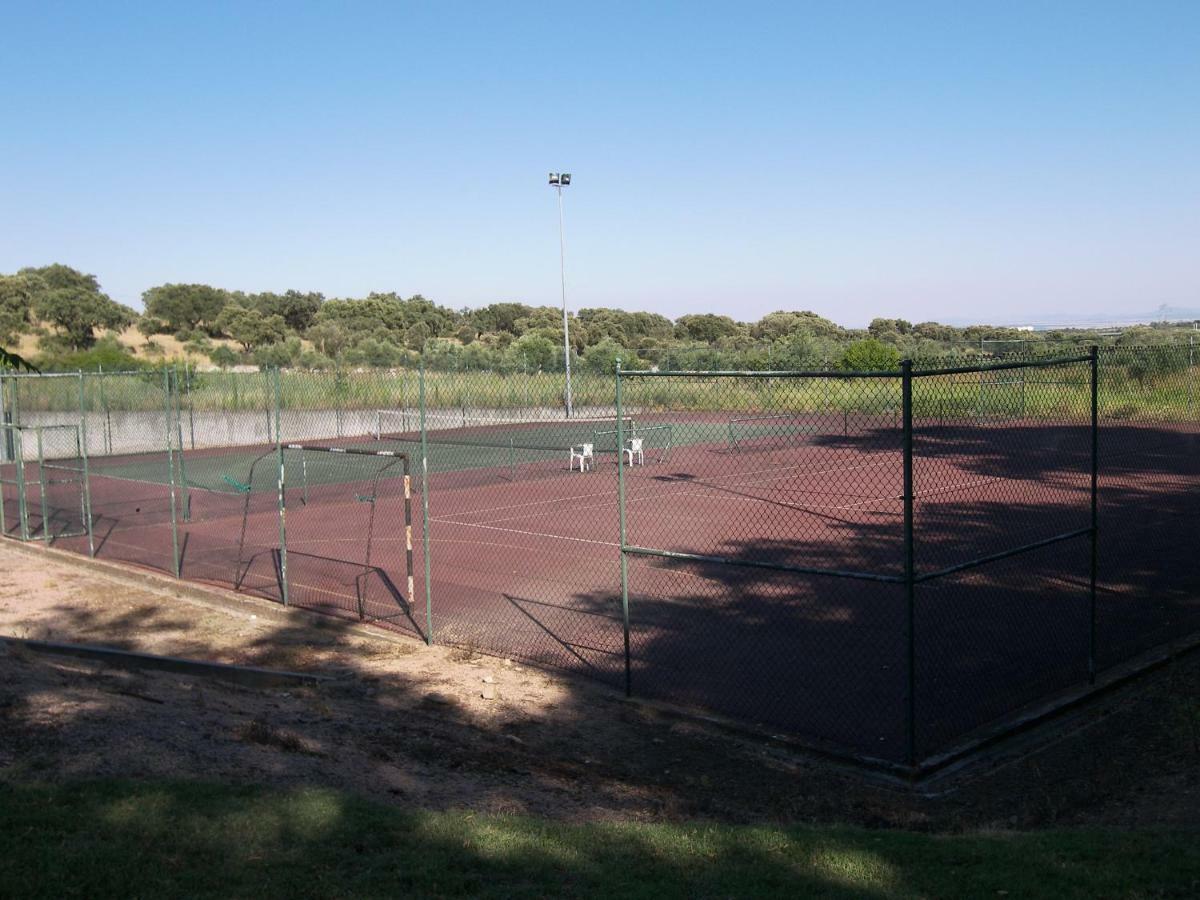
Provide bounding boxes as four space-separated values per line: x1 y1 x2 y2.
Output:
945 305 1200 331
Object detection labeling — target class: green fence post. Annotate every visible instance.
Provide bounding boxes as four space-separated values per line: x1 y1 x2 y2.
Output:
901 358 916 768
1188 335 1195 418
275 367 289 607
0 373 11 462
14 427 29 541
77 373 95 556
163 369 181 578
100 369 112 454
36 428 50 545
615 359 632 697
171 367 191 521
420 362 433 644
1089 346 1099 684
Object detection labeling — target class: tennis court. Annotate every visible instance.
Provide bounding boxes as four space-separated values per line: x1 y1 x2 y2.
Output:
3 348 1199 773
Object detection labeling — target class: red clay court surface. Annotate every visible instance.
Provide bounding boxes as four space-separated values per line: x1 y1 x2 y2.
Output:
4 414 1200 766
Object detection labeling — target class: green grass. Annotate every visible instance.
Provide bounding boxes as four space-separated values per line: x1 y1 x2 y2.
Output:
1 780 1197 898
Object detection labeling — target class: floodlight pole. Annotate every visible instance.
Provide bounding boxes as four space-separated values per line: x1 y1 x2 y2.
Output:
550 173 574 418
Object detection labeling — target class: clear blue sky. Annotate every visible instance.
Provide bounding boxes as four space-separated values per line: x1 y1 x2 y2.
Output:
2 1 1197 327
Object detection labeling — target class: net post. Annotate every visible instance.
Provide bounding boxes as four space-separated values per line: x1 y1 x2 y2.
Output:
76 373 95 557
420 362 433 644
163 369 182 578
901 358 917 767
274 367 290 607
1089 345 1099 684
616 359 632 698
402 455 415 617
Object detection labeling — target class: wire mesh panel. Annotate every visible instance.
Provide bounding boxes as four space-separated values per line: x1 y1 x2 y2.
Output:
617 369 910 762
1093 345 1200 669
416 368 627 687
909 357 1094 758
26 424 91 547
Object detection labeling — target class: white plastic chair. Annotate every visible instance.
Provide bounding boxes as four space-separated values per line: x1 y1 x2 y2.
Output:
570 443 594 472
623 437 644 466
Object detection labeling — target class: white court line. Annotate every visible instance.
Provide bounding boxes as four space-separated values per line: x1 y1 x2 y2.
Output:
441 469 1018 532
428 517 619 549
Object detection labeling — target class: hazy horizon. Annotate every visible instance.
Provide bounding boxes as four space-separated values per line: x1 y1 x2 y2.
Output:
3 2 1197 329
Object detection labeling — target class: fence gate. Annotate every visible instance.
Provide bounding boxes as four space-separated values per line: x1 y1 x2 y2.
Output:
0 423 93 548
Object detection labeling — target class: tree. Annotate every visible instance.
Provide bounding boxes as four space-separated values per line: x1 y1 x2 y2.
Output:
216 304 288 352
249 290 324 332
0 273 37 344
20 264 135 349
306 320 348 358
34 287 135 349
837 339 901 371
751 310 844 342
674 313 740 343
405 322 430 351
508 332 557 371
470 302 533 335
581 337 636 374
142 283 230 333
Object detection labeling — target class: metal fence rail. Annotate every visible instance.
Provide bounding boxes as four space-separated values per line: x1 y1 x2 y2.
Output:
1 344 1198 774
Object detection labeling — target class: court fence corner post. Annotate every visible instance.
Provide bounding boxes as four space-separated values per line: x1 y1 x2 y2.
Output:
901 358 916 768
274 367 289 607
163 368 182 578
1088 345 1099 684
420 362 433 645
76 371 95 557
615 359 632 698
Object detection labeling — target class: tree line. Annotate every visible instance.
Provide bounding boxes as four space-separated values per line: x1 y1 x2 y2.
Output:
2 263 1196 373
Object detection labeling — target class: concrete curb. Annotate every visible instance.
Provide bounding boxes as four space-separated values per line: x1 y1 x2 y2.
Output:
3 636 332 688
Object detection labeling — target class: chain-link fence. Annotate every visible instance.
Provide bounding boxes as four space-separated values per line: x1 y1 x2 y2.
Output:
1 346 1198 773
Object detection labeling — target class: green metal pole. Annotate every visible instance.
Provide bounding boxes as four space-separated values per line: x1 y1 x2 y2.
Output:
615 360 632 697
275 368 289 607
0 373 11 462
901 359 916 767
420 363 433 644
163 369 181 577
1188 335 1194 418
172 366 191 521
264 369 273 443
14 427 29 541
36 428 50 545
186 360 196 449
77 374 94 556
101 370 112 454
1089 346 1099 684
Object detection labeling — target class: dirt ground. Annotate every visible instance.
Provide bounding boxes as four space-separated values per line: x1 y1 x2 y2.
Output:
1 541 1198 830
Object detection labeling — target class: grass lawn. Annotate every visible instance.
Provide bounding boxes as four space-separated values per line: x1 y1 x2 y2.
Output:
1 780 1197 898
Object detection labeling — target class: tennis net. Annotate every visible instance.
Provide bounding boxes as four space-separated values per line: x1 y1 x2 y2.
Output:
376 415 637 453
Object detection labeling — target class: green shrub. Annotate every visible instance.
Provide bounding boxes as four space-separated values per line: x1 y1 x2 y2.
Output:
208 345 241 368
34 335 147 372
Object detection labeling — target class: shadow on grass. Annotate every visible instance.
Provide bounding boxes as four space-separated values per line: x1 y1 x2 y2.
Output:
2 779 1199 899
